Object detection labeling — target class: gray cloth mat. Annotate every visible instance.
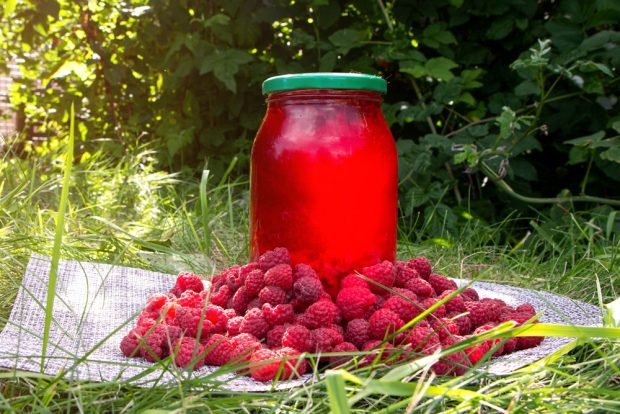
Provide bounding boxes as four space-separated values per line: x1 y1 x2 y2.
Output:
0 255 603 390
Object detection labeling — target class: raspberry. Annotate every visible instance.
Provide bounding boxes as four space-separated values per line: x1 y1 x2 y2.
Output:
336 287 375 321
244 269 265 297
203 333 234 366
240 262 261 277
405 278 434 297
282 324 315 352
407 257 432 279
139 324 169 362
312 327 344 352
394 261 420 288
300 300 340 329
516 303 536 317
204 304 228 334
264 264 293 290
448 311 472 335
227 316 244 336
327 341 358 365
516 335 543 350
262 303 295 326
225 265 244 292
210 285 232 308
230 286 250 315
249 348 281 381
404 325 440 354
223 308 237 319
278 347 308 378
178 290 204 309
461 288 479 302
137 312 158 329
432 351 467 376
340 273 370 290
474 324 504 356
266 324 289 348
258 247 291 272
327 323 344 336
361 340 397 366
345 319 370 349
210 272 225 292
247 298 262 311
293 263 318 281
230 333 262 363
431 318 460 340
174 307 213 339
382 293 421 322
507 311 535 325
361 261 395 294
464 339 491 365
120 328 144 357
421 297 447 318
170 337 204 369
145 294 169 313
503 337 518 354
428 274 458 295
439 290 466 313
368 309 404 340
171 272 205 297
293 276 323 304
480 298 504 322
240 308 270 339
258 285 288 306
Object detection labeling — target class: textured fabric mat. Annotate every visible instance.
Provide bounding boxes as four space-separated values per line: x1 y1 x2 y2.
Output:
0 255 603 389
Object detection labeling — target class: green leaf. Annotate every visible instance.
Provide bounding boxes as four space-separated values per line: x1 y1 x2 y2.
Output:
487 17 514 40
319 51 337 71
424 57 458 81
564 131 606 147
600 146 620 163
3 0 16 18
460 68 483 89
576 60 614 77
515 80 540 96
449 0 464 7
612 119 620 134
568 146 589 165
400 61 426 78
44 61 94 87
328 29 365 54
422 23 456 49
199 49 253 92
604 297 620 328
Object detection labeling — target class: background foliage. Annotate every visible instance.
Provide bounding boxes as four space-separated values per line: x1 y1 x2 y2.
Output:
1 0 619 243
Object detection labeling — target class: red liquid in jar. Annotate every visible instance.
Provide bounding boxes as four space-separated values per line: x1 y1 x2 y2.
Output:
250 89 397 294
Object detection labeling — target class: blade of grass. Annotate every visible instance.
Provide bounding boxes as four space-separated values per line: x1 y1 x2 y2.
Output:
199 167 210 255
41 103 75 370
326 370 351 414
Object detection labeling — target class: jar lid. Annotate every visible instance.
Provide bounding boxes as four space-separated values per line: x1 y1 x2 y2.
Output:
262 72 387 94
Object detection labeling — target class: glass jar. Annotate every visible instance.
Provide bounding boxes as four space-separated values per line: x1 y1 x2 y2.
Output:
250 73 397 294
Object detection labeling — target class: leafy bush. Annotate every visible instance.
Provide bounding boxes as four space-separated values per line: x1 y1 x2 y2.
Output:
1 0 619 241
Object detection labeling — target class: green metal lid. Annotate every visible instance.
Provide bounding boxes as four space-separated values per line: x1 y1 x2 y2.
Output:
262 72 387 94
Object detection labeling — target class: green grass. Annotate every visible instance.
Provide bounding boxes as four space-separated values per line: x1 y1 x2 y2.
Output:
0 133 618 413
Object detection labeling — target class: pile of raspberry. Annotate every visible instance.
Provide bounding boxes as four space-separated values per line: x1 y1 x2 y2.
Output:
120 247 543 381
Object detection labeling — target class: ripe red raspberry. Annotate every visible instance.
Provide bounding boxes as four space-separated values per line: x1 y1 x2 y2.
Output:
300 299 340 329
461 288 479 301
204 304 228 334
431 318 460 340
230 333 262 363
394 261 420 288
516 335 543 350
240 308 270 339
266 324 289 348
439 290 466 313
327 323 344 336
428 274 458 295
282 324 315 352
172 337 204 369
345 319 370 349
225 265 247 292
474 324 504 356
361 261 395 293
293 263 319 281
139 324 169 362
404 325 440 354
210 272 225 292
293 276 323 304
178 290 204 309
407 257 432 279
240 262 261 277
360 340 397 366
405 278 434 297
432 351 467 376
312 327 344 352
448 311 472 335
336 287 375 321
516 303 536 317
264 264 293 290
227 316 244 336
244 269 265 297
203 333 233 366
506 310 535 325
278 347 308 378
174 307 213 339
223 308 237 319
170 272 205 297
120 328 144 357
249 348 281 381
230 286 250 315
480 298 505 322
258 285 288 306
262 303 295 326
382 293 421 322
137 312 158 329
340 273 370 290
421 297 447 318
503 337 518 354
368 309 404 340
144 294 169 313
327 341 358 365
246 298 262 311
209 285 232 308
464 339 491 365
258 247 291 272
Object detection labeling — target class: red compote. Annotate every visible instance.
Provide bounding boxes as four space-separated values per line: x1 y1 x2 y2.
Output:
250 73 398 293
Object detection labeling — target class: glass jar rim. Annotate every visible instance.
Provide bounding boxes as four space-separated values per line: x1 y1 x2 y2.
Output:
262 73 387 95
